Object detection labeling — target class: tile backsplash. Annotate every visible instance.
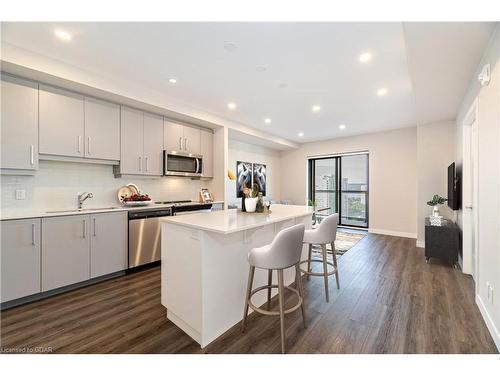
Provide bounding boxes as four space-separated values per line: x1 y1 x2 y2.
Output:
1 160 208 215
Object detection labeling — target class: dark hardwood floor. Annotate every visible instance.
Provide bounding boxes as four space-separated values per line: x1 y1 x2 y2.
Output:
1 233 497 354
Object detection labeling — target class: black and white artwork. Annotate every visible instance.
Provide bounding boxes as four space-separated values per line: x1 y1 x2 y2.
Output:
252 163 267 196
236 161 252 198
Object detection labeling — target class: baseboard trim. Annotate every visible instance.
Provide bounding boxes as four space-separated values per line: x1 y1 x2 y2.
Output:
368 228 417 239
476 294 500 351
416 240 425 248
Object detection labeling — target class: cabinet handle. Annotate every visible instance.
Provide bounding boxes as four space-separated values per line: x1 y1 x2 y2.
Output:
88 136 92 155
31 223 36 245
179 137 182 150
93 218 96 237
138 156 142 172
83 219 87 238
145 156 149 172
30 145 34 166
184 138 187 151
78 136 82 154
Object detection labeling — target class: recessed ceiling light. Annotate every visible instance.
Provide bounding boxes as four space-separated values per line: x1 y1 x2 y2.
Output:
339 124 346 130
223 42 238 52
227 102 237 110
377 88 388 96
54 29 72 42
312 105 321 112
256 65 267 73
359 52 372 63
264 118 272 124
298 132 304 137
168 78 177 84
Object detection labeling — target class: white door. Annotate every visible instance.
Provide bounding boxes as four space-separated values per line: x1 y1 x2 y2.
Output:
39 84 85 157
42 215 90 291
90 212 128 278
462 100 479 278
0 219 41 302
143 112 164 176
120 107 144 175
84 97 120 161
0 75 39 171
183 126 201 154
164 120 184 152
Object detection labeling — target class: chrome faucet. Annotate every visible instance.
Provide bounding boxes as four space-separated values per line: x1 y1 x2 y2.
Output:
78 192 94 209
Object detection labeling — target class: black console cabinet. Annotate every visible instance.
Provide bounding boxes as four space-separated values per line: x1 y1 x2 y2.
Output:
424 218 459 267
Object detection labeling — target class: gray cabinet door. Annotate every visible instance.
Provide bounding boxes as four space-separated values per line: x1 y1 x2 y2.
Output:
183 126 201 155
164 120 184 152
120 107 144 175
42 215 90 291
90 212 127 278
143 112 164 176
39 85 84 157
84 97 120 161
0 75 38 171
200 130 213 178
0 219 41 302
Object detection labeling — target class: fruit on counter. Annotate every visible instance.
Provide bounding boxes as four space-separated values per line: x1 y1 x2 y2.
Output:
122 193 151 202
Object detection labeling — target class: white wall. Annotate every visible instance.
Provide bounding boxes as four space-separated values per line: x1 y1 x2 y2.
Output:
416 121 456 246
280 127 418 238
225 139 282 207
0 160 212 215
455 25 500 349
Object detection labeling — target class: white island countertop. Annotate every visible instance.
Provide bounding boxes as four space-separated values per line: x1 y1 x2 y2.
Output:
160 204 314 234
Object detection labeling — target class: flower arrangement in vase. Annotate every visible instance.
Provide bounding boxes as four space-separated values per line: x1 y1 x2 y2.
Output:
243 184 260 213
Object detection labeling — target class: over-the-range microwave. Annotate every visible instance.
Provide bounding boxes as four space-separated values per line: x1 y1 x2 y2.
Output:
163 150 203 177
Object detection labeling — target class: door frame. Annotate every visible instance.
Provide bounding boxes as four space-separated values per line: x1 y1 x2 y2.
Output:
462 98 479 283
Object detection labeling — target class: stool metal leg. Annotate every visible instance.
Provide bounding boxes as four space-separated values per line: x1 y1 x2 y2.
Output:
331 242 340 289
306 244 312 280
241 265 255 333
267 269 273 309
321 244 330 302
277 269 286 354
295 264 307 329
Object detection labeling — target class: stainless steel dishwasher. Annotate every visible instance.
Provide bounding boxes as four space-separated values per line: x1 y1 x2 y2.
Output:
128 208 172 269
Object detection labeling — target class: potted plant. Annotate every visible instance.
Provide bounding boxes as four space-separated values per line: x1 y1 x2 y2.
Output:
243 184 260 213
308 199 318 224
426 194 447 217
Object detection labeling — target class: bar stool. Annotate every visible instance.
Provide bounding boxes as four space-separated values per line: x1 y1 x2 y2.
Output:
300 213 339 302
241 223 306 354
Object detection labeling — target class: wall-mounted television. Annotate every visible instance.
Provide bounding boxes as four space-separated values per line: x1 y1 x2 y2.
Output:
448 162 460 210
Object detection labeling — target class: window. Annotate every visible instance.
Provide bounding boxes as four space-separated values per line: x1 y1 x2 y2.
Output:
308 153 369 228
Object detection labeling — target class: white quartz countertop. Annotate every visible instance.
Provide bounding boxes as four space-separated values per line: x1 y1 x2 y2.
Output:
160 204 314 234
0 201 224 221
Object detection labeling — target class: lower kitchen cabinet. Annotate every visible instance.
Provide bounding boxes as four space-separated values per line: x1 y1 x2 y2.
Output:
90 211 128 278
42 215 91 291
0 219 41 302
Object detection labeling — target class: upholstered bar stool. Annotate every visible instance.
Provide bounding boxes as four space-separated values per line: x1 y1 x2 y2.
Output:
300 213 339 302
241 223 306 354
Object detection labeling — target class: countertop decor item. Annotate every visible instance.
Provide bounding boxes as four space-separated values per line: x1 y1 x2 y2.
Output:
200 188 213 203
243 183 260 213
122 193 152 207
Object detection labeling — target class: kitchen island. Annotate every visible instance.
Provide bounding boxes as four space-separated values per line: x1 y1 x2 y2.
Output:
160 204 314 348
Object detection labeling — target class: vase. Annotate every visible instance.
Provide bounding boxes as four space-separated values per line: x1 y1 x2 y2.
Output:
245 197 258 213
256 193 264 213
432 206 440 217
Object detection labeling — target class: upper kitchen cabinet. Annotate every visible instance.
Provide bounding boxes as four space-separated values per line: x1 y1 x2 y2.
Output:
118 107 163 176
0 75 39 173
143 112 164 176
39 84 84 158
84 97 120 161
120 106 144 175
164 120 201 155
200 129 214 178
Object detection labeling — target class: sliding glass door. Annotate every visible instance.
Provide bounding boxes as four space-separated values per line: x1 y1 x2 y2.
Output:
309 153 368 228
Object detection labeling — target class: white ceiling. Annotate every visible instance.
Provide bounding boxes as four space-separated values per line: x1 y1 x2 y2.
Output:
1 22 496 143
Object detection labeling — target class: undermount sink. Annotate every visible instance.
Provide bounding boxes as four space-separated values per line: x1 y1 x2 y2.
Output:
46 207 120 214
